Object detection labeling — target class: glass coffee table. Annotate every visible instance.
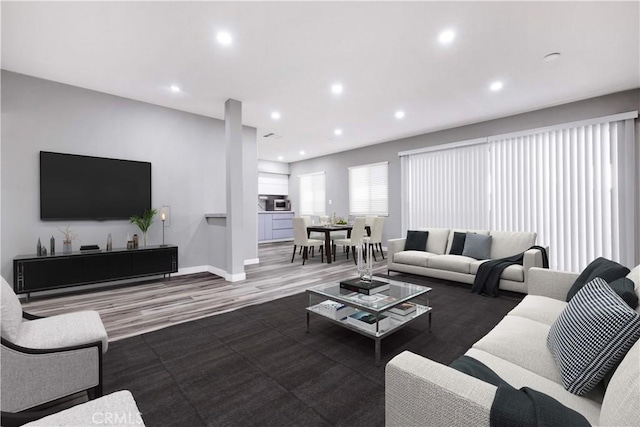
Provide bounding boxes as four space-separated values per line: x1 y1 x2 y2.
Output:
306 276 432 366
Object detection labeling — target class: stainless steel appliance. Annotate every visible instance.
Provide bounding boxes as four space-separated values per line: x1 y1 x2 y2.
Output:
273 199 289 211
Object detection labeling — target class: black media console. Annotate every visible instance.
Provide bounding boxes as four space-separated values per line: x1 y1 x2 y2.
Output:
13 245 178 299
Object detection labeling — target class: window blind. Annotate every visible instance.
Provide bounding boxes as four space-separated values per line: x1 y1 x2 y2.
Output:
400 141 489 232
348 161 389 216
298 172 325 215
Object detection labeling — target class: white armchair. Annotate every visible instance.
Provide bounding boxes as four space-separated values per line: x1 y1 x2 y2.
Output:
1 277 108 425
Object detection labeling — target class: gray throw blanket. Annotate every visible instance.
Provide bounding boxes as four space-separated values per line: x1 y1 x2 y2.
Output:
472 245 549 297
450 355 591 427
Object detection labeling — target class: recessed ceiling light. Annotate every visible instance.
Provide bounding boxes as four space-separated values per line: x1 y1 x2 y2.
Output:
395 110 405 119
277 156 283 161
331 84 344 95
216 31 233 46
334 128 343 136
543 52 561 62
170 85 181 93
299 150 305 156
490 81 504 92
438 29 456 45
271 111 281 120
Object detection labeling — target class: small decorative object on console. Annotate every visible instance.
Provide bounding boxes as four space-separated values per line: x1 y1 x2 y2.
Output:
130 208 158 247
50 235 55 255
58 225 78 255
36 238 42 256
106 233 113 251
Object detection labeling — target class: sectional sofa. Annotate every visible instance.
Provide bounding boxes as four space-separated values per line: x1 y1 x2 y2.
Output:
387 228 547 293
385 265 640 426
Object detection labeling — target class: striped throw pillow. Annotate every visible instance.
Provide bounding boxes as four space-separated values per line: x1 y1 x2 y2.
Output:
547 277 640 395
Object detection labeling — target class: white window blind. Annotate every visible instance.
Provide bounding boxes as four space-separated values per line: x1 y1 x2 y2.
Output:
298 172 325 215
400 141 489 232
349 161 389 215
489 117 636 271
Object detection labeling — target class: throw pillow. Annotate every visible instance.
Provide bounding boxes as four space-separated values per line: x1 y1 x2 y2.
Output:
608 277 639 309
566 257 630 302
404 230 429 251
462 233 492 260
547 277 640 395
449 232 467 255
1 277 23 342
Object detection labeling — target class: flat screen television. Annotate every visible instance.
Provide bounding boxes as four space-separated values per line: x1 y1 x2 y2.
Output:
40 151 152 220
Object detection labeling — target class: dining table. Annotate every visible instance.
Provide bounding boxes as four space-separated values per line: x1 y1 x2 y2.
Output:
306 224 370 264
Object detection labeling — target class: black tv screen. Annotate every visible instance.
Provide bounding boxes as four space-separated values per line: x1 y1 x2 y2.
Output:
40 151 151 220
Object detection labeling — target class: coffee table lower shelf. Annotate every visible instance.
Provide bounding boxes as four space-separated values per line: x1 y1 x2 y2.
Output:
306 304 432 366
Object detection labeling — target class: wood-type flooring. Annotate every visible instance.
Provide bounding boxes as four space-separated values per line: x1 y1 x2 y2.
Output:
22 242 388 341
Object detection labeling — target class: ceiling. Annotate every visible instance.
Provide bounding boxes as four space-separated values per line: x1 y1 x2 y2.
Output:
2 1 639 162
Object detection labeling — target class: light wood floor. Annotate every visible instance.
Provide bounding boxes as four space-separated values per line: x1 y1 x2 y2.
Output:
22 242 388 342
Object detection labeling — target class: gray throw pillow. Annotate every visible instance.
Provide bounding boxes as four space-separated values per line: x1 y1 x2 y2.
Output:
547 277 640 395
462 233 492 260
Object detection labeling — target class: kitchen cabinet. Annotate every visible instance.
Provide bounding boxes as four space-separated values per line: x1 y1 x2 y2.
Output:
258 212 294 242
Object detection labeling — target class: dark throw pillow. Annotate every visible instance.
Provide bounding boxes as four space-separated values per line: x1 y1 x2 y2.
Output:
449 232 467 255
462 233 492 260
566 257 630 302
608 277 639 309
404 230 429 251
547 277 640 395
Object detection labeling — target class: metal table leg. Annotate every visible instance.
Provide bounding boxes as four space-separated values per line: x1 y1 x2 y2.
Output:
375 338 381 366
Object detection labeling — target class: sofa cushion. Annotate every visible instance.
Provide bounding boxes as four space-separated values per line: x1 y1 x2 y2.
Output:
428 255 475 274
488 230 536 260
566 257 630 302
416 228 450 255
507 295 566 326
608 277 639 309
393 251 435 268
599 340 640 426
472 315 563 384
470 260 524 282
404 230 429 251
16 311 109 353
448 232 467 255
1 277 22 343
465 348 603 425
626 265 640 314
445 229 490 254
462 234 492 260
547 278 640 395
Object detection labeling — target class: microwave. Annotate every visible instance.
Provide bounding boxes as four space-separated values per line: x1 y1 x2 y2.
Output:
273 199 290 211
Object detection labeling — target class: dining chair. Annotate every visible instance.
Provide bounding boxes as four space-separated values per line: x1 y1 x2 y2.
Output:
363 216 385 260
333 217 367 264
292 217 324 265
365 215 377 227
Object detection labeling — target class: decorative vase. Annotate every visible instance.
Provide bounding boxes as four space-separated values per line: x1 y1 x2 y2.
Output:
142 231 147 247
62 240 72 254
357 240 372 282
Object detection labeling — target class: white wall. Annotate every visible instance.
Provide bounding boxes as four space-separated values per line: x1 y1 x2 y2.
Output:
1 71 258 283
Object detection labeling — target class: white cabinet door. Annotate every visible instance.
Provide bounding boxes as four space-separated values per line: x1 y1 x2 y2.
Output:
258 172 289 195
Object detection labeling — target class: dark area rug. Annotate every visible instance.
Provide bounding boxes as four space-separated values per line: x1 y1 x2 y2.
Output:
104 274 523 426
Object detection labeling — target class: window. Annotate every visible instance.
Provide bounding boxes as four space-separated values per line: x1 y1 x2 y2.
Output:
349 161 388 216
298 171 325 215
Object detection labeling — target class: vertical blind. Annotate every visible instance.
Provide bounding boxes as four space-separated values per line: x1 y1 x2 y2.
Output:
489 117 636 271
400 112 637 271
401 141 489 231
349 161 389 215
298 171 326 215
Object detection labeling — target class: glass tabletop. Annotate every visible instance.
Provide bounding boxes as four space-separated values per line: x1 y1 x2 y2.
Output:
307 276 431 313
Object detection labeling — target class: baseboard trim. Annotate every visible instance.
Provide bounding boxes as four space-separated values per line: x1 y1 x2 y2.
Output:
226 272 246 282
175 265 210 276
244 258 259 265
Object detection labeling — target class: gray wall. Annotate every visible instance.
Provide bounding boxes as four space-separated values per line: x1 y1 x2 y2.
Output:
1 71 258 282
289 89 640 265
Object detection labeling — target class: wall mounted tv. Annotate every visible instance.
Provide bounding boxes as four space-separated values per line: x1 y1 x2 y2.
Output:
40 151 152 220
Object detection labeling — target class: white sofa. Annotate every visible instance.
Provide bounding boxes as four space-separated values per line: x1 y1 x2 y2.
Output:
385 265 640 427
387 228 547 293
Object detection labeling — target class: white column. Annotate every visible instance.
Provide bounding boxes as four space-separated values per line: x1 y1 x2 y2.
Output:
225 99 245 280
